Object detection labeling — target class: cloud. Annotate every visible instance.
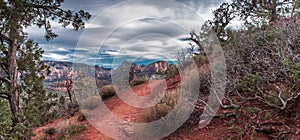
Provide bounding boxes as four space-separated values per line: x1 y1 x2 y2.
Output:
43 53 70 61
26 0 226 67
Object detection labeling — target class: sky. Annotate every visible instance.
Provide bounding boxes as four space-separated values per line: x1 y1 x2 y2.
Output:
27 0 229 68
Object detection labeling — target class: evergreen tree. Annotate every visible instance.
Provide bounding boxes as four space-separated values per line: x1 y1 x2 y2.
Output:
0 1 91 139
209 0 297 39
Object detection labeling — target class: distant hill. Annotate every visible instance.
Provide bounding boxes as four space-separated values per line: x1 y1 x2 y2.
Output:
44 60 171 91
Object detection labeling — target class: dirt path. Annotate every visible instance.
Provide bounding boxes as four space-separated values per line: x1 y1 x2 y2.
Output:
33 79 178 140
80 80 168 140
33 75 224 140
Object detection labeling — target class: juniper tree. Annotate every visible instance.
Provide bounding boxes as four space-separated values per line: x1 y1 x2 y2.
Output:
209 0 297 39
0 0 90 139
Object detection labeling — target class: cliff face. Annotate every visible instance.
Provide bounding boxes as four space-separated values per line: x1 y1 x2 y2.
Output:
44 60 170 91
44 61 112 91
115 61 170 81
44 61 73 82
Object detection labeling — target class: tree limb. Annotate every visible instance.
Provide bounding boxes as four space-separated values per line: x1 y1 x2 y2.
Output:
0 92 10 100
0 33 12 44
0 75 11 83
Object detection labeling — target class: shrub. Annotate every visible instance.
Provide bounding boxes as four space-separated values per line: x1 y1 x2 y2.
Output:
100 85 116 100
76 110 86 122
224 20 300 112
264 112 272 120
156 64 179 79
43 127 56 135
67 125 86 136
240 73 261 92
82 96 102 110
77 114 86 122
142 89 180 122
130 79 145 87
57 121 86 140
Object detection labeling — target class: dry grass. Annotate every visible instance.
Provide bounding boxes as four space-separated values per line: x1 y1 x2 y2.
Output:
56 120 86 140
142 88 180 122
81 96 102 110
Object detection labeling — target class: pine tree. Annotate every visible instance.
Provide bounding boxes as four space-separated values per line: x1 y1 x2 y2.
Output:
0 1 91 139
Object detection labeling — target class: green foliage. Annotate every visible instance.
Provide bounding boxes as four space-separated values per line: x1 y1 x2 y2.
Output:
245 107 261 116
82 96 102 110
17 39 61 137
57 124 86 140
100 85 116 100
0 1 90 139
224 118 236 127
0 38 61 138
284 60 300 85
209 0 297 40
264 112 272 120
156 64 179 79
240 74 261 92
0 99 12 139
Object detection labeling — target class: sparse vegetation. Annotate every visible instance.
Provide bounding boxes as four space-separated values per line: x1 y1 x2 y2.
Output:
0 0 298 139
142 88 180 122
100 85 116 100
57 122 86 140
76 110 86 122
156 64 179 79
130 78 145 87
182 1 300 138
82 96 102 110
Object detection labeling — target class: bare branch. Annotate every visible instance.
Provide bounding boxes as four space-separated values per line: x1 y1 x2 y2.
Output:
0 75 11 83
274 85 287 110
0 92 10 99
0 33 12 44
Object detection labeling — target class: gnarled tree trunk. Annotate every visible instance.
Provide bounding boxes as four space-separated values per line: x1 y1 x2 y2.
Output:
7 39 22 128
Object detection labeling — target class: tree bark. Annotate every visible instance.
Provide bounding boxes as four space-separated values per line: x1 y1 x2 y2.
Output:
269 0 278 23
7 39 21 127
66 79 73 103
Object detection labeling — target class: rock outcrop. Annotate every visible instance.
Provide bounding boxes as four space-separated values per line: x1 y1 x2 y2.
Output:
44 60 170 92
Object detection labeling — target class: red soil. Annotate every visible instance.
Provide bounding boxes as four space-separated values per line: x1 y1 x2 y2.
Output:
33 74 300 140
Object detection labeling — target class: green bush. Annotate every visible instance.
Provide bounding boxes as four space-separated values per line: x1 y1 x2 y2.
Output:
43 127 56 135
284 60 300 89
67 125 86 136
100 85 116 100
82 96 102 110
57 124 86 140
240 73 261 92
0 99 13 139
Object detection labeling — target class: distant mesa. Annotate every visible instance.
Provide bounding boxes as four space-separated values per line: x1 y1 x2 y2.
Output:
44 60 173 92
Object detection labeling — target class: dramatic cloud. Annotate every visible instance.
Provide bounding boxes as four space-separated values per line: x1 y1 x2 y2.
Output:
26 0 226 68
